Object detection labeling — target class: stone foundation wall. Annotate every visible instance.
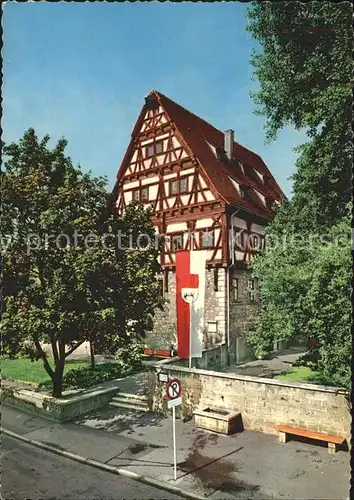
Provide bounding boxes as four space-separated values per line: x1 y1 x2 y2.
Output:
170 344 229 371
149 364 350 441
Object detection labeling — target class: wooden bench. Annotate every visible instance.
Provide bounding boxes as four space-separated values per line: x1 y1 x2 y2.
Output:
143 347 171 358
276 425 345 454
154 348 171 358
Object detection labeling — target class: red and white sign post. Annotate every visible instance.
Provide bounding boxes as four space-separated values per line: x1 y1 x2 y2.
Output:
166 378 182 481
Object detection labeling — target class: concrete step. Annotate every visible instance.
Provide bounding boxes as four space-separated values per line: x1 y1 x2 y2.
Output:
116 392 149 402
109 400 149 412
111 396 148 407
109 391 149 412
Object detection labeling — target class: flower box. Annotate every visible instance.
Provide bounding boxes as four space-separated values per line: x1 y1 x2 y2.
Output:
193 406 242 435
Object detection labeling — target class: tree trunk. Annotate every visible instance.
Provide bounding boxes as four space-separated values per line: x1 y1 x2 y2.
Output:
90 341 95 370
51 361 65 398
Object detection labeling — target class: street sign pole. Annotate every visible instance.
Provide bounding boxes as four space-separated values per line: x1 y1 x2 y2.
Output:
172 405 177 480
189 301 192 369
189 234 193 370
166 377 182 481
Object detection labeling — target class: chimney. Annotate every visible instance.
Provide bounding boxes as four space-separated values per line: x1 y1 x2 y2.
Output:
224 129 234 160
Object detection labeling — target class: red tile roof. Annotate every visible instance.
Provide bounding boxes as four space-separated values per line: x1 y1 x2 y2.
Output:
115 90 285 219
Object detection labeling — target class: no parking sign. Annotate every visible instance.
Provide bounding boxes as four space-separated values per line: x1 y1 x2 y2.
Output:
166 378 182 401
166 377 182 481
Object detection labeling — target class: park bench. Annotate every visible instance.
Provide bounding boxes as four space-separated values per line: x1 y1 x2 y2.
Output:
143 347 171 358
154 348 171 358
276 424 345 453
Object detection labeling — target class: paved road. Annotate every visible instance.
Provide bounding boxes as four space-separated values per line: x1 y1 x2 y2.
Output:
2 435 182 500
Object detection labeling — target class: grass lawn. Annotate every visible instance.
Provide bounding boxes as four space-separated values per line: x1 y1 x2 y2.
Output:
276 366 339 386
276 366 317 382
1 357 89 386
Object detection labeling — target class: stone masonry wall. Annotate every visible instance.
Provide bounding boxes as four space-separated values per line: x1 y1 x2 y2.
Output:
204 268 227 346
149 271 177 348
171 344 229 371
229 267 261 363
149 364 350 442
229 268 260 331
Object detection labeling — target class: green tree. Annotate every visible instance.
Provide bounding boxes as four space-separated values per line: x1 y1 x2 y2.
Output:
1 129 162 397
247 1 352 229
245 2 352 386
248 214 351 386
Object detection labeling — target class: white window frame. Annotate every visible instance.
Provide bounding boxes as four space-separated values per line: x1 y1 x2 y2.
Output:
141 186 149 201
207 321 218 334
180 177 188 193
171 234 183 251
247 278 256 302
201 229 213 248
232 277 239 302
170 180 178 195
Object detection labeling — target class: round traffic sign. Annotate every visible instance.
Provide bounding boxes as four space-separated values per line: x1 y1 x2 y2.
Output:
166 378 182 400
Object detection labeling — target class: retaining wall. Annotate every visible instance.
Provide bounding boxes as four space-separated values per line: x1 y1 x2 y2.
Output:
1 384 119 422
149 363 350 441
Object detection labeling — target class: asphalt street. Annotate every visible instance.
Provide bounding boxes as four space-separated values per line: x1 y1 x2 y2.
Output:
2 435 182 500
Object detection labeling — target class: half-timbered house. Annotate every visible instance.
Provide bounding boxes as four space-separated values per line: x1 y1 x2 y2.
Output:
112 90 284 363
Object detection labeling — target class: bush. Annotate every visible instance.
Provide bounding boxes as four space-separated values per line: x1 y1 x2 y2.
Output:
293 348 350 389
37 342 144 391
293 348 320 371
39 362 123 390
114 341 144 374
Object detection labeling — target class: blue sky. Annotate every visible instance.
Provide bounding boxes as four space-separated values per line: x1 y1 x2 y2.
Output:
3 2 307 197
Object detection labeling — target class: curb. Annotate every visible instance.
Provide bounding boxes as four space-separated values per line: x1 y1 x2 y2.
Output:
1 427 206 500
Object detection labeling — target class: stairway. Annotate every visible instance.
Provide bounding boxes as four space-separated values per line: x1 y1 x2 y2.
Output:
109 392 149 412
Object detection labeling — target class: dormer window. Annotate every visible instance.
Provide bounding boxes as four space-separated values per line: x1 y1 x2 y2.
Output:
215 147 228 163
146 141 163 158
254 169 264 183
244 164 259 182
266 197 273 209
240 186 249 199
